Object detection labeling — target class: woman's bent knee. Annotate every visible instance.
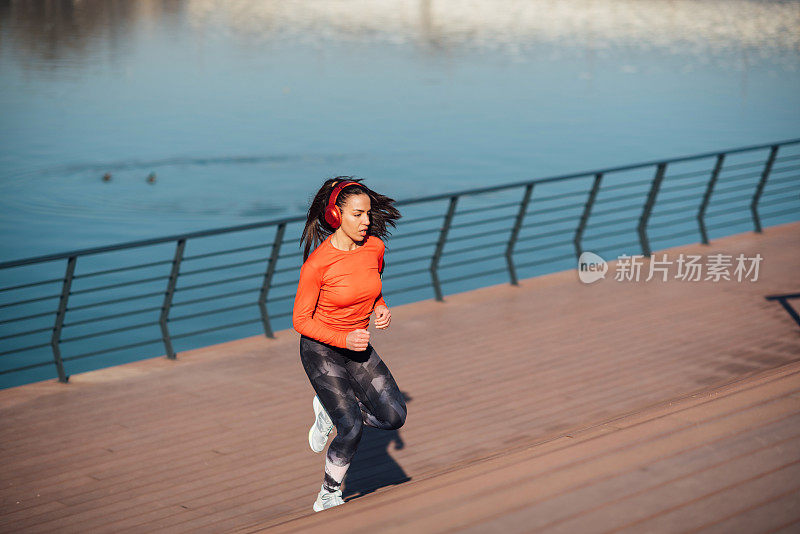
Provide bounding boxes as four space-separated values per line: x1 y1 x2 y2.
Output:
387 409 406 430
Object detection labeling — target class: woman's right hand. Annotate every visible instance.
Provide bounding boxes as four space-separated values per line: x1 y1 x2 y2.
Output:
346 328 370 351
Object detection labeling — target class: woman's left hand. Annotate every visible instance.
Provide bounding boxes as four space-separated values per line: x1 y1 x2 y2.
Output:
374 305 391 329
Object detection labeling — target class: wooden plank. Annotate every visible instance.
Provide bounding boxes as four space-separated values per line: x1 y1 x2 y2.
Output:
0 221 798 533
262 367 800 534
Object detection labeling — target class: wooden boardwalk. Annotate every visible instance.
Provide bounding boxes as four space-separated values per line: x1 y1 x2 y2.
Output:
1 222 799 533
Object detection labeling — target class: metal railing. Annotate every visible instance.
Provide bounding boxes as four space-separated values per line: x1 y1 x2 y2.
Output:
2 138 799 385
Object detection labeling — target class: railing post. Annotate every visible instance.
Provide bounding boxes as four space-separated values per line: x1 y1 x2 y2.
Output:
750 145 779 233
430 196 458 302
258 223 286 338
160 239 185 360
697 154 725 245
505 183 534 286
573 173 603 259
638 162 667 257
50 255 76 383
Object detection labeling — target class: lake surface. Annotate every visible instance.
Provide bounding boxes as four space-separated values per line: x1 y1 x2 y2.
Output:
1 0 798 387
2 0 799 258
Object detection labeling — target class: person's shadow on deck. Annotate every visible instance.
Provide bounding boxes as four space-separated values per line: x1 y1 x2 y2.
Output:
342 391 413 501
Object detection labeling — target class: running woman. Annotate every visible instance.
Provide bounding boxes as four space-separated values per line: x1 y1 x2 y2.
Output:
292 177 407 512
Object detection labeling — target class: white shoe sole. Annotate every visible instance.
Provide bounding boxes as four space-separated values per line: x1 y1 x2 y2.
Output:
309 396 331 453
309 424 323 453
312 497 343 512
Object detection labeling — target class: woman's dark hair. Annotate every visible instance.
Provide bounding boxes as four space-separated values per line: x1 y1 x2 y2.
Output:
299 176 401 262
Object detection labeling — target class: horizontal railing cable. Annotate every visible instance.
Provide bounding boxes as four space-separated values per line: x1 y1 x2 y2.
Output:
1 137 798 383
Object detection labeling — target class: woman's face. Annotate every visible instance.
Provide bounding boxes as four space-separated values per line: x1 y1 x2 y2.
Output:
338 193 371 242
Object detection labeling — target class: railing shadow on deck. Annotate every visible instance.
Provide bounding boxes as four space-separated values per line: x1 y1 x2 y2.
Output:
1 138 799 386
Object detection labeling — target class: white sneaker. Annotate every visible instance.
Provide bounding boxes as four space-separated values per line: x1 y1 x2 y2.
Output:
308 395 334 453
312 484 345 512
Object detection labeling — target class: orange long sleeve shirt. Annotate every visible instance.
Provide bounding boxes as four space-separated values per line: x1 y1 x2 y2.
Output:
292 234 387 349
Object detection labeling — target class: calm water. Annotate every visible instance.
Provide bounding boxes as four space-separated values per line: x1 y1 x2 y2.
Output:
1 0 799 258
1 0 799 387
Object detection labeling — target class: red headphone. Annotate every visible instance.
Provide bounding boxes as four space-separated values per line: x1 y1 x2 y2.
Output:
324 180 362 229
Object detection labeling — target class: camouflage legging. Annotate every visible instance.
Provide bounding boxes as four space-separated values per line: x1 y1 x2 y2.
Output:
300 334 407 491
